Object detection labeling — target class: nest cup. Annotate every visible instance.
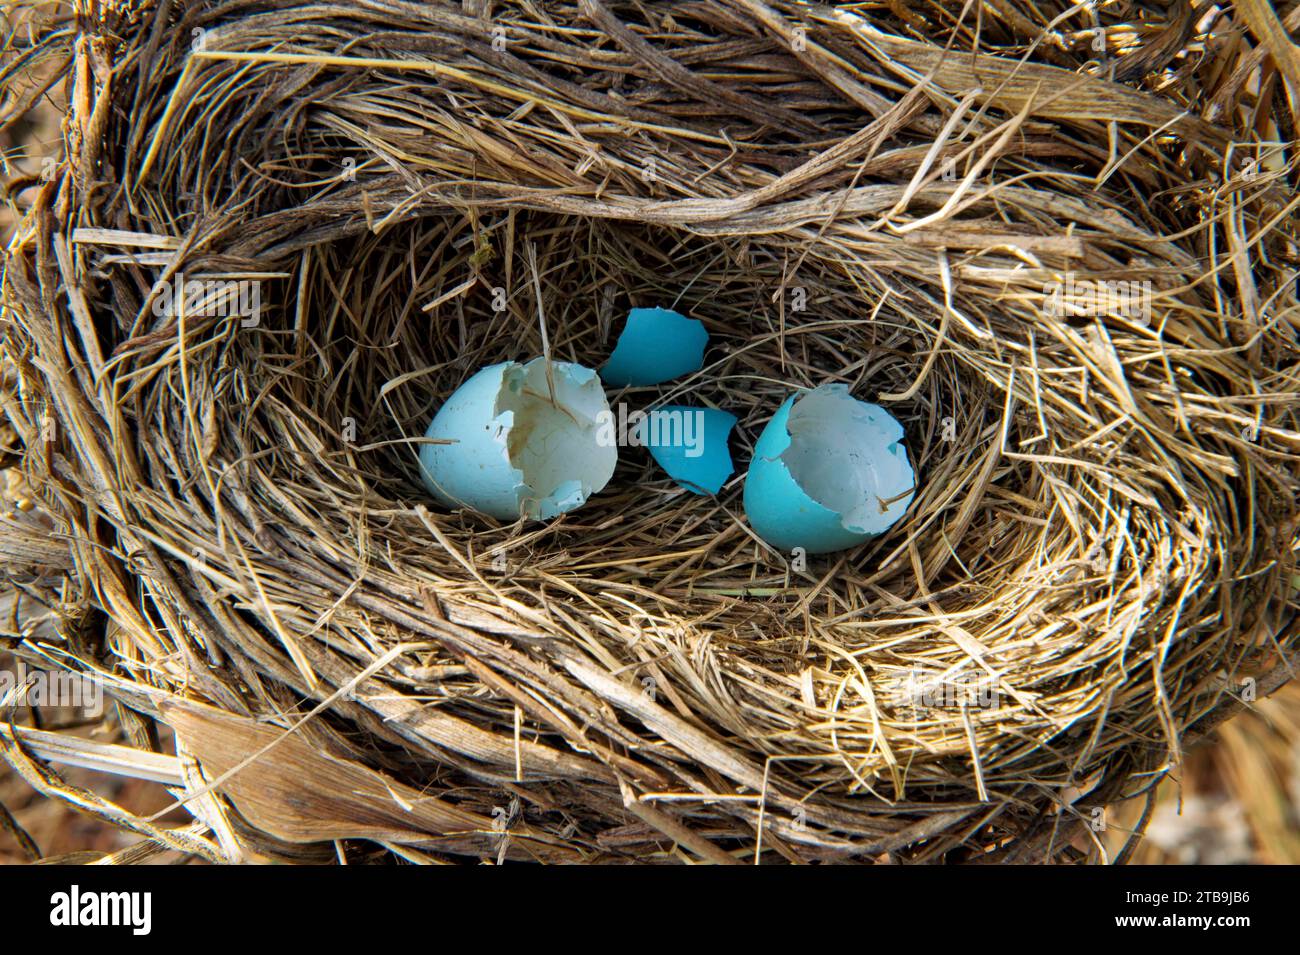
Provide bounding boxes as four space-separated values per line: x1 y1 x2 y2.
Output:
4 0 1299 862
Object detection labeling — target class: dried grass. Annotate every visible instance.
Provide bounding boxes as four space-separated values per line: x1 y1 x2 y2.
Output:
2 0 1299 862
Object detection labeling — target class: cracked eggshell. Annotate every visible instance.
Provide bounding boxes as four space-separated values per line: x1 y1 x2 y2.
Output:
600 307 708 387
419 357 617 521
638 405 737 495
743 384 914 554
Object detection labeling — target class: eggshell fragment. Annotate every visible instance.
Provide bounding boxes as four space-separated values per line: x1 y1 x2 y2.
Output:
600 307 708 387
743 384 914 554
638 405 737 495
419 357 617 520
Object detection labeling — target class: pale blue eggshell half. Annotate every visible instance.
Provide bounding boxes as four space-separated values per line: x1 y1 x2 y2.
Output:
600 307 709 387
419 358 617 521
419 362 521 518
639 405 737 495
743 385 915 555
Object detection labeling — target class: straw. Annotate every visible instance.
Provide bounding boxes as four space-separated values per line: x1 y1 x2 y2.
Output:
2 0 1297 863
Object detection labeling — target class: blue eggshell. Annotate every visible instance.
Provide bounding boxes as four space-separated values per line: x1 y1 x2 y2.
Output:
639 405 737 495
419 358 617 521
600 307 709 386
743 385 915 555
419 362 522 519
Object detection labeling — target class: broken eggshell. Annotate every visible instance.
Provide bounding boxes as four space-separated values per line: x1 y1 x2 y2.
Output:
743 384 914 554
419 357 617 521
600 307 708 387
638 405 737 495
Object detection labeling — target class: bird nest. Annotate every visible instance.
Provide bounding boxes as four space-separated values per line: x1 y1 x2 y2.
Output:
3 0 1299 863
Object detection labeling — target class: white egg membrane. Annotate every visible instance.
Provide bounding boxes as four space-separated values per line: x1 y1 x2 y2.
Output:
781 388 913 535
498 360 617 518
